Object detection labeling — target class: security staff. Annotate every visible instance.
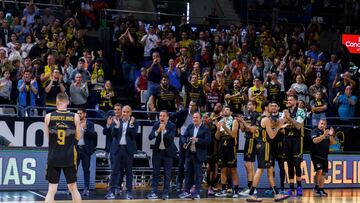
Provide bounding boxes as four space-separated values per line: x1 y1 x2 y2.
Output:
76 108 97 196
147 110 177 200
104 105 139 200
310 119 335 197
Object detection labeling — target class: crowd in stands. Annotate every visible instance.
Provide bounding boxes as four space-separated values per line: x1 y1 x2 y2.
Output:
0 1 359 127
0 1 113 114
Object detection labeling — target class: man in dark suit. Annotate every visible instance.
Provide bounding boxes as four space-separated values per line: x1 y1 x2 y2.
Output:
0 20 13 45
179 112 211 200
147 110 177 200
104 105 139 200
169 100 198 191
76 108 97 196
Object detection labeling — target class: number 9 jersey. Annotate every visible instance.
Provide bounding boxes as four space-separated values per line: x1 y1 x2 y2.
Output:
48 110 77 167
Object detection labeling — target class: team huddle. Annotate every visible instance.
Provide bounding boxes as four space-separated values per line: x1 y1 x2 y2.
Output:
43 93 335 202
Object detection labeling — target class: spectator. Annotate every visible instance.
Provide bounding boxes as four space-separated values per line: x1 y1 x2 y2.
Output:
41 54 59 87
7 33 18 49
0 20 13 45
291 75 309 104
23 2 40 27
8 42 22 62
333 86 357 125
194 31 211 54
248 77 267 113
99 80 115 112
0 70 12 104
21 35 34 58
264 72 282 104
213 44 228 72
17 69 38 110
44 69 66 107
251 57 266 82
41 8 55 26
305 44 325 64
0 49 7 64
61 55 74 84
31 58 45 108
69 73 89 108
309 77 327 100
325 54 342 102
140 25 159 63
179 32 194 50
164 58 181 90
310 91 327 126
69 58 91 84
147 51 163 100
334 71 356 94
195 47 213 71
175 47 194 89
28 36 49 60
119 28 137 97
135 68 148 106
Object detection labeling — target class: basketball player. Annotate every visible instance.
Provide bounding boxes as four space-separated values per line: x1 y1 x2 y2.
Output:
237 101 259 196
282 95 305 196
215 106 240 198
44 92 82 203
246 102 289 202
268 102 286 194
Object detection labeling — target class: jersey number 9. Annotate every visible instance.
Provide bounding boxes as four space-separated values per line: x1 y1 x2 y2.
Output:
57 129 66 145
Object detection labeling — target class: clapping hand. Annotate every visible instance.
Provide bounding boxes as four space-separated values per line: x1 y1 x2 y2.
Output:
106 116 113 125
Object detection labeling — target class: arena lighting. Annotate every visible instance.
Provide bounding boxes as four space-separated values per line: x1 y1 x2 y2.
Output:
342 34 360 54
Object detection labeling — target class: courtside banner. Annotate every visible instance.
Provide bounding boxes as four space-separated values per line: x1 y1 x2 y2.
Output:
236 153 360 188
0 148 96 190
342 34 360 54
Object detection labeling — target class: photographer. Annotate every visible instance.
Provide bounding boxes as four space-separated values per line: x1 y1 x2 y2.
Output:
333 71 356 95
310 119 336 196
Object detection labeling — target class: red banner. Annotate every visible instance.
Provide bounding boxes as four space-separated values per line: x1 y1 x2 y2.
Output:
342 34 360 54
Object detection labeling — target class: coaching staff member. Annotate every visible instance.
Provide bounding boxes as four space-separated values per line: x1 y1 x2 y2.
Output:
76 108 97 196
147 110 177 200
179 112 211 200
104 105 139 200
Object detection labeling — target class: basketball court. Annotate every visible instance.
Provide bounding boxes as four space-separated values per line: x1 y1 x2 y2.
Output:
1 189 360 202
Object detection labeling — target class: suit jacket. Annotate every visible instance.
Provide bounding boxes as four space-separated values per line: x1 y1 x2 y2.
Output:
103 119 139 155
169 108 190 135
82 119 97 155
181 123 211 162
149 121 178 158
0 28 13 45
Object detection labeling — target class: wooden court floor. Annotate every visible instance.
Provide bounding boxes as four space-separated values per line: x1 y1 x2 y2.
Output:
2 189 360 202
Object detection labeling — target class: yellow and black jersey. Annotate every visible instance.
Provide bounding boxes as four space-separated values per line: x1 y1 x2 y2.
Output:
47 110 77 167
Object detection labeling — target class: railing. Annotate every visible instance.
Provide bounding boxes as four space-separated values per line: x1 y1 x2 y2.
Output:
2 0 63 7
0 105 24 117
23 106 106 119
